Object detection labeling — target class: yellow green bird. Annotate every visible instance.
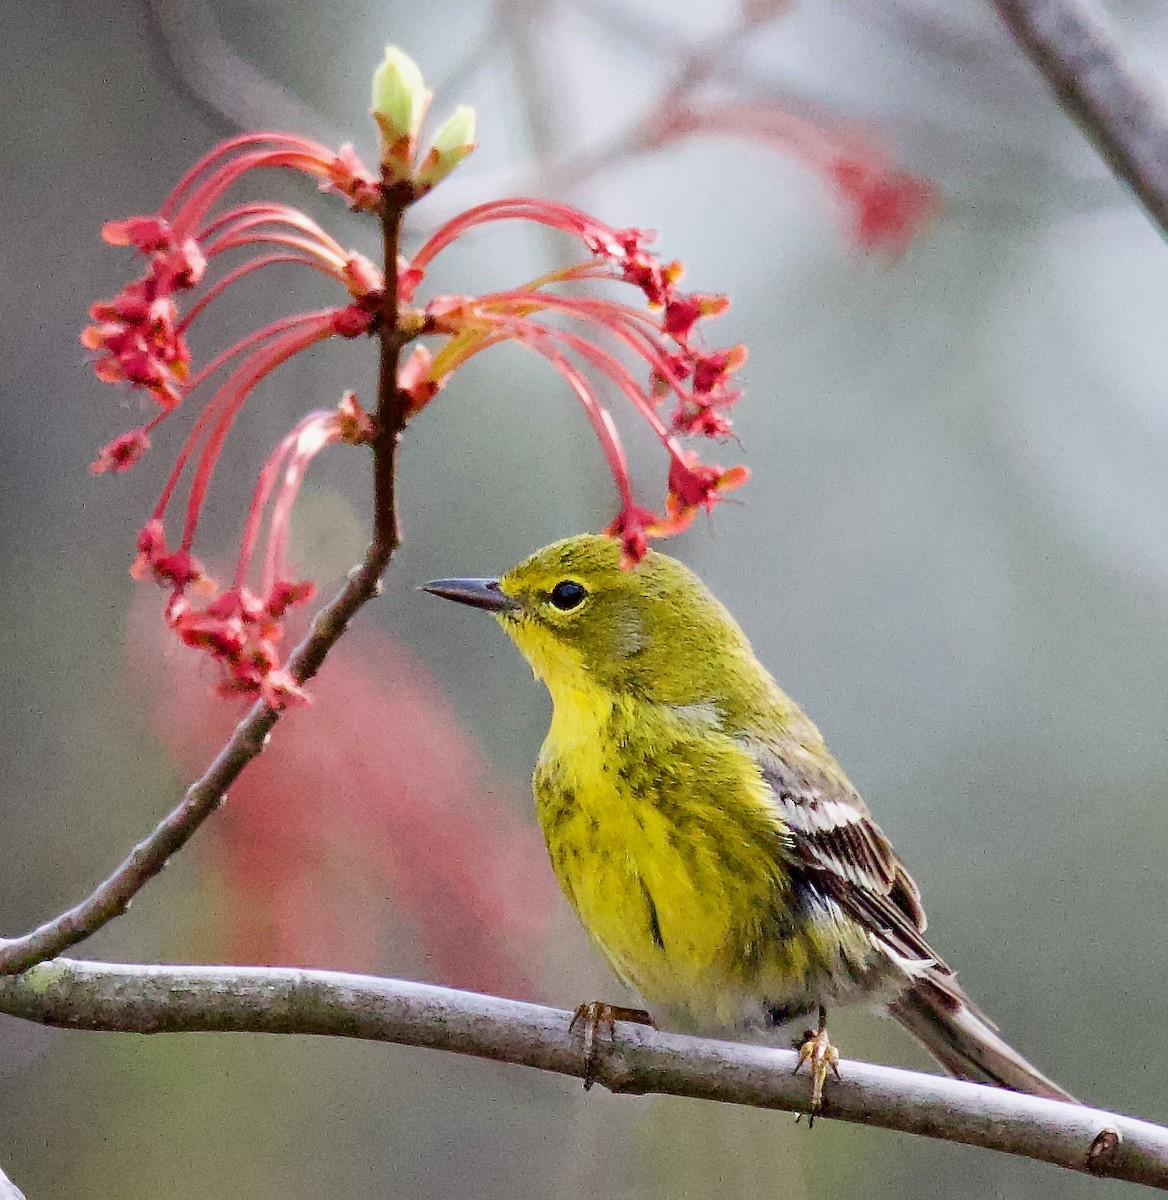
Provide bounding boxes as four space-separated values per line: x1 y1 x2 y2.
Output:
424 533 1070 1111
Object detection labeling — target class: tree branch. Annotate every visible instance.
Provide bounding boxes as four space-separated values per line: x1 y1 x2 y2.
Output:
0 548 385 976
0 960 1162 1190
991 0 1168 240
0 1164 27 1200
0 192 413 978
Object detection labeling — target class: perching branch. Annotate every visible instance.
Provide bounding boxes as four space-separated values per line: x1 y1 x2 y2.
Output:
0 1163 27 1200
0 188 412 979
0 959 1162 1191
990 0 1168 241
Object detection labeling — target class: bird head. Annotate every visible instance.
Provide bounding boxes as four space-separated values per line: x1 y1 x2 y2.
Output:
423 533 773 718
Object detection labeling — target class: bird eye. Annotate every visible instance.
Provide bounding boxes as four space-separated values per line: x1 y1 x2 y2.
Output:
550 580 588 611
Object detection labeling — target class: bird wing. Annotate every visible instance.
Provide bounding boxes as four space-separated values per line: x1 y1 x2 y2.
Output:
752 746 969 1005
748 744 1069 1090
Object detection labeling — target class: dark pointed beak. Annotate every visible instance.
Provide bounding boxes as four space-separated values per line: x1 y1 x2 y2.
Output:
420 577 519 613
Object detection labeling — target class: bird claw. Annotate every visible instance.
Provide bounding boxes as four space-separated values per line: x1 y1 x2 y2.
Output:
793 1007 840 1126
570 1002 656 1090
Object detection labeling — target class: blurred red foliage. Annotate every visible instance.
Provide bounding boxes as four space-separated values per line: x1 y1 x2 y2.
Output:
129 596 557 1000
653 101 941 260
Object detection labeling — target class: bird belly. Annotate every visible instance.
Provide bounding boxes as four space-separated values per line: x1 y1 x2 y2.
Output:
534 726 879 1033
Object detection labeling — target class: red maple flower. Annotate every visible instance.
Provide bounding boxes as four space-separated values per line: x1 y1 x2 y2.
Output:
89 53 751 702
653 100 941 259
86 132 387 704
405 198 749 564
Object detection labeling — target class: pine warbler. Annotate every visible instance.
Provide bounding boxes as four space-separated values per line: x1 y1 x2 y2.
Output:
424 534 1070 1112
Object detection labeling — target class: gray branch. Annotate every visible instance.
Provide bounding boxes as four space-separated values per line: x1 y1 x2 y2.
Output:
0 960 1163 1190
0 1165 26 1200
991 0 1168 239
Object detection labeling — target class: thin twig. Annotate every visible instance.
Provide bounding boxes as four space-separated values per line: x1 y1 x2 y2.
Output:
0 193 413 978
0 959 1159 1190
550 16 760 193
991 0 1168 239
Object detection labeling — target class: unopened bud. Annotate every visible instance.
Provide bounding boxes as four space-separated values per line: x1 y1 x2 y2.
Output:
370 46 431 176
415 105 477 192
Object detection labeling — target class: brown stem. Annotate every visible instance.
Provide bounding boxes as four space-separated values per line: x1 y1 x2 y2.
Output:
991 0 1168 241
372 179 413 553
0 186 412 977
1 958 1162 1191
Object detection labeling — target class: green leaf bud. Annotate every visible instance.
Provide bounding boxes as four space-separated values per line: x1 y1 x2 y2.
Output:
415 105 477 192
370 45 432 175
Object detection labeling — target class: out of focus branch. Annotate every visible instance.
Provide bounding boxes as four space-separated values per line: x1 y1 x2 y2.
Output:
991 0 1168 239
0 960 1164 1190
0 1163 27 1200
141 0 344 141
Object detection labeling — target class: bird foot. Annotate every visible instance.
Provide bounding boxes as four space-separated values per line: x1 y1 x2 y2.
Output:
793 1006 840 1126
569 1002 656 1090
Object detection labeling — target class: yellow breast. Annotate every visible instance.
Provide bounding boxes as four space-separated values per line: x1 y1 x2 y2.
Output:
532 678 853 1030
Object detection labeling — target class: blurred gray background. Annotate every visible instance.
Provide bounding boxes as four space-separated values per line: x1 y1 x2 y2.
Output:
3 0 1168 1196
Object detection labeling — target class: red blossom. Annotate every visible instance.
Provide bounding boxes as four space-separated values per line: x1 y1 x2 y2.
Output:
101 215 176 252
111 390 355 706
90 428 151 475
668 343 747 436
102 214 208 290
605 504 662 569
268 578 317 616
404 197 750 563
130 520 209 592
828 155 941 258
652 101 940 258
585 226 686 310
620 251 678 308
167 402 360 706
93 97 751 707
693 344 748 395
663 291 729 341
670 395 735 438
168 583 312 708
665 453 751 529
158 238 208 291
82 280 191 409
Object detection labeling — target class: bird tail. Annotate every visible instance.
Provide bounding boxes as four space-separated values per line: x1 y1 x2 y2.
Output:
888 980 1074 1102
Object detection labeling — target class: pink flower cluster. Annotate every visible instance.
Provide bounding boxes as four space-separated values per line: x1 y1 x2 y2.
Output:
86 135 383 705
87 131 749 699
81 217 202 410
400 200 750 564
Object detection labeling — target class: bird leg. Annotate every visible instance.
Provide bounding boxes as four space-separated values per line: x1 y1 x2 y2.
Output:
794 1005 840 1125
569 1002 656 1090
